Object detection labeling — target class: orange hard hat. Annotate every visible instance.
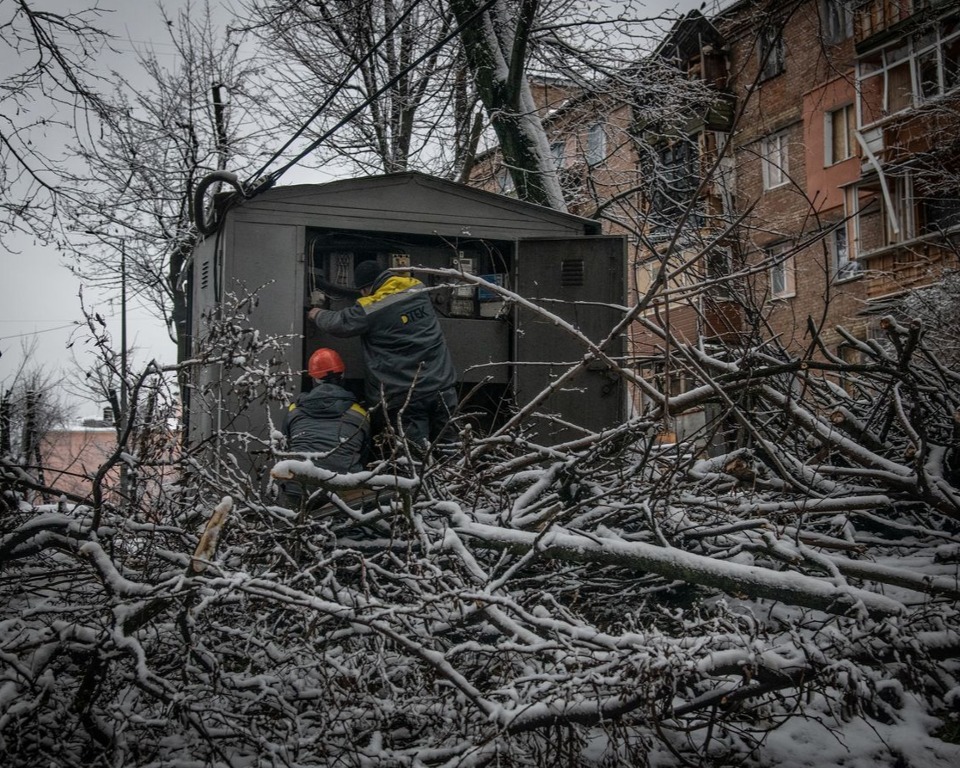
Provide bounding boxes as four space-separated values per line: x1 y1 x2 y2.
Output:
307 347 345 380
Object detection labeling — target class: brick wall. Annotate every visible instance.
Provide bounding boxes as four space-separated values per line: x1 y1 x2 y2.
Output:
721 0 873 354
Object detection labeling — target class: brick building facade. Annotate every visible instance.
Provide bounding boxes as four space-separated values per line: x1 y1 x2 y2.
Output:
469 0 959 437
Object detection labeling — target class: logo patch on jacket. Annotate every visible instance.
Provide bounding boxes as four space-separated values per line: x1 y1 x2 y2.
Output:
401 306 428 325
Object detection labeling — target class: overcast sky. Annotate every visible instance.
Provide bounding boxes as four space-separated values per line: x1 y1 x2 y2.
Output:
0 0 709 418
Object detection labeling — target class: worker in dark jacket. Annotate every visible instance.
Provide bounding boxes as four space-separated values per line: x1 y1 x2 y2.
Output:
307 259 457 447
282 347 369 508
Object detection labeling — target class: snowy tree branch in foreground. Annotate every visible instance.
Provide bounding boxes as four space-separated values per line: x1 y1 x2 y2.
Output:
3 297 960 765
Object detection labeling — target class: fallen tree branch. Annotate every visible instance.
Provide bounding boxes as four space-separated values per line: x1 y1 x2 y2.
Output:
447 521 906 618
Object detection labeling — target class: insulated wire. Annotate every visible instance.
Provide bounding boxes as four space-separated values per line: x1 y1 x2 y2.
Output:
245 0 427 185
251 0 499 188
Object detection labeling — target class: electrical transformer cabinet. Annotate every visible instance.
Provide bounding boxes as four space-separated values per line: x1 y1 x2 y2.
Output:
186 172 626 472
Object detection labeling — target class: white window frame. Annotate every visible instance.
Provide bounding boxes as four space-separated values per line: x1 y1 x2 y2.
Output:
830 221 860 281
825 104 856 166
856 14 960 129
844 173 920 258
762 131 789 190
586 122 606 166
767 242 796 299
843 185 867 259
885 173 916 246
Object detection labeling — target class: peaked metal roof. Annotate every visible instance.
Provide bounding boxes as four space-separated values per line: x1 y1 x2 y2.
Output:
226 171 602 239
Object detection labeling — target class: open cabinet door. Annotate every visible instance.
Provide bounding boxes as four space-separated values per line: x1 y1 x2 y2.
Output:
515 236 626 443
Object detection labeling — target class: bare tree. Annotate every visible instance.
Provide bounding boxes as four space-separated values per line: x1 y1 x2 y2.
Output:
0 341 68 464
240 0 484 181
62 1 276 365
2 270 959 765
0 0 118 240
3 3 959 766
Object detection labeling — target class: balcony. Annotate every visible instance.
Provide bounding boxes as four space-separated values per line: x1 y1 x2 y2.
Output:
854 0 937 44
862 236 960 300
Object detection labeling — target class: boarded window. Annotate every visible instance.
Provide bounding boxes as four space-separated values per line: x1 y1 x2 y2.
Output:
825 104 856 165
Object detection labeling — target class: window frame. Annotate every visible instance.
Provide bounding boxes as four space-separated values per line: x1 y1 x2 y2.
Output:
856 14 960 129
758 25 785 81
767 241 796 299
586 122 606 166
706 247 734 299
761 130 790 190
648 136 699 227
825 103 856 166
821 0 854 45
885 173 916 246
830 221 860 282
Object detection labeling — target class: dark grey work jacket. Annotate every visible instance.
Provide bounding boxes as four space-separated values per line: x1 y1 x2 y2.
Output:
313 275 457 406
282 382 369 473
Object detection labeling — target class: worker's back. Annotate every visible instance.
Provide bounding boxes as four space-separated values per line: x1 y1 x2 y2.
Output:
283 381 368 473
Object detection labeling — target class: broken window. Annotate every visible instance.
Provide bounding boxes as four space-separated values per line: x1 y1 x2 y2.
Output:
647 137 699 234
821 0 854 44
758 26 785 81
830 222 860 281
857 13 960 127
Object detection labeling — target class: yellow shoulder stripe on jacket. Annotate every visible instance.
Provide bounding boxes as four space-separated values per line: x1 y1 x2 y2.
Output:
349 403 368 418
357 275 423 307
287 403 296 412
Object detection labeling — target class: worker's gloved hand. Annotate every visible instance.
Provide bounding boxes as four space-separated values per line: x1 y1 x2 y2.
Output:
309 290 327 307
307 307 322 324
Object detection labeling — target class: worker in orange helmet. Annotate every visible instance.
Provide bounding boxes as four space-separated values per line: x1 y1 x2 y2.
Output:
307 259 457 449
280 347 370 509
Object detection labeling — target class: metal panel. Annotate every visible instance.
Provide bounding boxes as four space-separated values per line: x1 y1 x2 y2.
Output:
220 221 302 444
187 235 220 445
515 236 627 442
439 317 509 384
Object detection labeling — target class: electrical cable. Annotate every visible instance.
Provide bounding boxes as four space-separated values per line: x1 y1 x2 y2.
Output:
257 0 498 187
194 0 427 236
0 324 76 341
245 0 427 185
193 0 498 236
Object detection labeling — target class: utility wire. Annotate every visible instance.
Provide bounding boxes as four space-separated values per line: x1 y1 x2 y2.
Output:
0 324 76 342
246 0 426 184
250 0 499 188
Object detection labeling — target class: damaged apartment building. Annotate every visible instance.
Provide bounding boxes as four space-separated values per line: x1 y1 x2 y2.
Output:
470 0 960 441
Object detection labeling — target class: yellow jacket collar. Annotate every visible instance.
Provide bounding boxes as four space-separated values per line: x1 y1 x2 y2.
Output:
358 275 424 307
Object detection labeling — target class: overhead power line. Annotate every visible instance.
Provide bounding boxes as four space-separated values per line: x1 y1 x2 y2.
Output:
246 0 427 184
249 0 499 188
0 323 76 342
